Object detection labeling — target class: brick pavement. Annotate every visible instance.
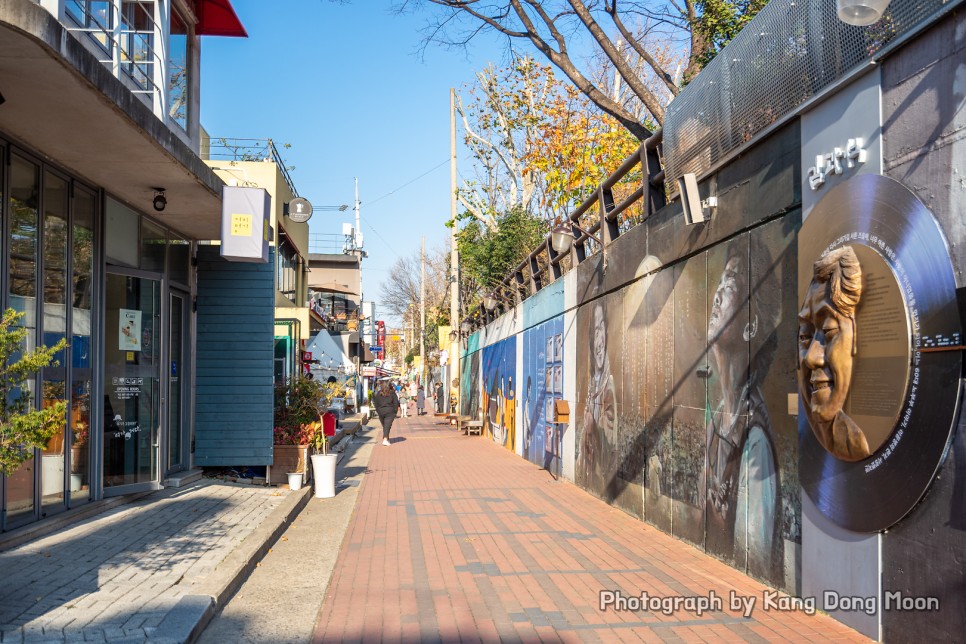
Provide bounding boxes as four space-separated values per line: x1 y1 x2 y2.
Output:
0 479 291 643
313 414 870 643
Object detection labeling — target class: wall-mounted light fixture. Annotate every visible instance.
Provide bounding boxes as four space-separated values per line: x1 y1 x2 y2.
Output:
550 222 602 254
677 174 717 225
152 187 167 212
837 0 890 25
483 294 500 311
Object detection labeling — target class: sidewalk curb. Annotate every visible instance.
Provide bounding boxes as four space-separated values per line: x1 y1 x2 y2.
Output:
162 483 313 644
167 417 370 643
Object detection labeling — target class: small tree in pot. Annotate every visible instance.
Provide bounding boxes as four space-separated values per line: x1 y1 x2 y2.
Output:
1 309 68 477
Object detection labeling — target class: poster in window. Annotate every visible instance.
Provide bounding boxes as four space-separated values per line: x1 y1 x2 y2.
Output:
119 309 141 352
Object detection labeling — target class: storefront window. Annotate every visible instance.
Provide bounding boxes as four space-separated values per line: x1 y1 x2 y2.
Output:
168 8 189 130
71 187 96 501
41 171 70 510
7 154 40 523
141 218 166 272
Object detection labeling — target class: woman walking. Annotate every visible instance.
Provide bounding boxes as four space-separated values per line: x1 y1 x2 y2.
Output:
373 379 401 446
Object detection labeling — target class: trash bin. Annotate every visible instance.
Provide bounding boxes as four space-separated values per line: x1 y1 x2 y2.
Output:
322 411 337 437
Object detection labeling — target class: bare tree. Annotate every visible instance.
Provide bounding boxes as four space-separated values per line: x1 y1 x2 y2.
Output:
379 244 452 327
398 0 706 138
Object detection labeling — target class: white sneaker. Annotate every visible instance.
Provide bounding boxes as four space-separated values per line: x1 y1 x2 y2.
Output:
383 439 390 446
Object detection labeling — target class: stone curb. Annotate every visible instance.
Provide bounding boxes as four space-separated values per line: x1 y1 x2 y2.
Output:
162 415 368 643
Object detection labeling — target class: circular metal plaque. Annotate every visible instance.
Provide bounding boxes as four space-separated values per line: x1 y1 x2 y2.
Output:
287 197 313 223
798 174 962 533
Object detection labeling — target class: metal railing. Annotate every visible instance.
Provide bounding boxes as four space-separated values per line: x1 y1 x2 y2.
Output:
203 138 299 198
664 0 964 186
64 0 164 99
309 233 353 255
463 129 665 329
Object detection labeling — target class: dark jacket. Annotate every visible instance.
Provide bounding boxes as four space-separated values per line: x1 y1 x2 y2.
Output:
373 387 400 418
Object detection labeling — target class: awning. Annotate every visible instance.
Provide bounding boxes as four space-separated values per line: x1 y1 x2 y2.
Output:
362 366 400 378
195 0 248 37
313 281 358 296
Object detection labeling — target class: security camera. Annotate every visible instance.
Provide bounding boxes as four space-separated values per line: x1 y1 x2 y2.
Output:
152 188 166 212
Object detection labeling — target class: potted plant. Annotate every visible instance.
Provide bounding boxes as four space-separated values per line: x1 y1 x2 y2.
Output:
272 377 327 486
309 382 342 498
0 309 68 478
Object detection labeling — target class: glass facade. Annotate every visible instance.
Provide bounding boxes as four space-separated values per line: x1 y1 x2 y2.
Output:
2 150 101 529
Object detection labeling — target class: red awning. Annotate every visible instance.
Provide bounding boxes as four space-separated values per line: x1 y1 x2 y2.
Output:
195 0 248 37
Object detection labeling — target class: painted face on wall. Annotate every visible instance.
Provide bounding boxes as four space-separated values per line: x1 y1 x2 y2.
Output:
592 304 606 372
798 280 855 423
709 256 742 342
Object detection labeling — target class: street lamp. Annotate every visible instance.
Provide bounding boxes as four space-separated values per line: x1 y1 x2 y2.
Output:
836 0 890 25
483 294 500 311
550 222 602 254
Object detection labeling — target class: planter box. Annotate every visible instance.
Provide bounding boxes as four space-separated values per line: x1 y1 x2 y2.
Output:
271 445 310 485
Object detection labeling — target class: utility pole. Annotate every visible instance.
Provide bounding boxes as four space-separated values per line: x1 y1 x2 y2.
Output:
354 177 363 306
420 236 426 388
449 87 460 412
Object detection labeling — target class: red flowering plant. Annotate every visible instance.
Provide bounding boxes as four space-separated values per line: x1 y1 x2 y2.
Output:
273 378 341 447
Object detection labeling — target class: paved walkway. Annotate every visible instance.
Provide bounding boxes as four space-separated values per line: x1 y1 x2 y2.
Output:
0 478 295 643
314 413 869 643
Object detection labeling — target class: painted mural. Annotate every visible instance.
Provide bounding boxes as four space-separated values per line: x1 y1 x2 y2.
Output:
481 337 516 450
575 289 623 501
460 349 481 422
571 214 800 590
522 316 564 476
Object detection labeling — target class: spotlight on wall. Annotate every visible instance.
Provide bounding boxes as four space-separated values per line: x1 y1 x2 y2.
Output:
152 187 167 212
837 0 890 25
677 173 707 225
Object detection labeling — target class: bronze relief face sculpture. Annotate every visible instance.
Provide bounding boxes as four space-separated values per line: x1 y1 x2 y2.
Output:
798 246 872 462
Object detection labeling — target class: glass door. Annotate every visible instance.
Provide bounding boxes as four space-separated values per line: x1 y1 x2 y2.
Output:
166 291 187 473
103 271 161 492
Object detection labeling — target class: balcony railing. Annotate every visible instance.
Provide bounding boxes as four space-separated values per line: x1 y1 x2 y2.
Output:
64 0 164 100
203 137 299 198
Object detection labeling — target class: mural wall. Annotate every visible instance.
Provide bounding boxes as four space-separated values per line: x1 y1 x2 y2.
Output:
567 214 800 590
481 337 516 450
521 316 565 475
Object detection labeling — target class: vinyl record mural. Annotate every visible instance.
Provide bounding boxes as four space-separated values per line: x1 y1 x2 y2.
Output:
798 174 962 533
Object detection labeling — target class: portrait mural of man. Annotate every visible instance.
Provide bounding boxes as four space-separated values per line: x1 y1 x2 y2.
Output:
578 300 617 494
705 236 783 581
797 245 871 462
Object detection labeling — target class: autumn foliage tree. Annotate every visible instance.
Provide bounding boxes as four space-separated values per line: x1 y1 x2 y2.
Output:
457 56 642 227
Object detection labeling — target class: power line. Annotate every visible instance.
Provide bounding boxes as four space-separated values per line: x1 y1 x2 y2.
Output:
365 159 450 207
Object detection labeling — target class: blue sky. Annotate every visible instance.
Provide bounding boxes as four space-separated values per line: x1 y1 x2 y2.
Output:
200 1 507 322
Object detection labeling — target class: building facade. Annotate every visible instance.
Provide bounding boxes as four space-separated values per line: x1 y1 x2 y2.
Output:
0 0 246 531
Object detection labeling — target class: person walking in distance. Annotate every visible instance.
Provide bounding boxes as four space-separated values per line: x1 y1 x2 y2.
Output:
434 381 444 414
373 379 401 446
398 380 409 418
416 385 426 416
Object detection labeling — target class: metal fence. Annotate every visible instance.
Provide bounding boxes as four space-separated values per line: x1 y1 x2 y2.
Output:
664 0 961 184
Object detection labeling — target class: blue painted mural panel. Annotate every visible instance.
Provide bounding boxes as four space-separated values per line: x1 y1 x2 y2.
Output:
480 337 517 451
522 315 564 475
194 245 275 466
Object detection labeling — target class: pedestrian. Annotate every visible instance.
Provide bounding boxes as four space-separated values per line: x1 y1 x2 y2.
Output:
373 379 401 446
434 381 444 414
409 380 418 416
398 380 409 418
416 385 426 416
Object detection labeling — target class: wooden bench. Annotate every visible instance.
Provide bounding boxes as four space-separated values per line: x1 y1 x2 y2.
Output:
464 420 484 436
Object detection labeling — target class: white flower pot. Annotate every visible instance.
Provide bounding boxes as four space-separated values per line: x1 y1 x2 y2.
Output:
287 472 303 491
311 453 338 498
